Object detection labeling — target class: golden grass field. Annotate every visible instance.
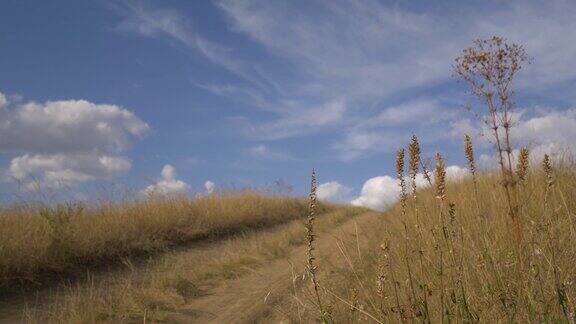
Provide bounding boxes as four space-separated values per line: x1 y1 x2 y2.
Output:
293 161 576 323
0 192 340 290
0 192 366 322
0 152 574 323
0 37 574 324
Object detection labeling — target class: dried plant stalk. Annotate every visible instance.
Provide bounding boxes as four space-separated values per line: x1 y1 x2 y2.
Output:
305 169 324 317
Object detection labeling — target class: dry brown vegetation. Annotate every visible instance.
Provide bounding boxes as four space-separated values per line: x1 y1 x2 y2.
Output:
290 37 576 323
2 36 575 324
0 192 342 290
293 154 576 323
11 202 363 323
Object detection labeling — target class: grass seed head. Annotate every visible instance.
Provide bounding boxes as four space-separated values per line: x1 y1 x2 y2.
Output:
464 134 477 176
409 135 421 179
542 154 553 187
396 148 408 211
396 148 405 180
516 147 530 182
435 153 447 201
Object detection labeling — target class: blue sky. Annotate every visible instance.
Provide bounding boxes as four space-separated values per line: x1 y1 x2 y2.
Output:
1 0 576 208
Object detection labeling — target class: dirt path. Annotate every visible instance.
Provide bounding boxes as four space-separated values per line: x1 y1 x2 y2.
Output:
170 212 379 323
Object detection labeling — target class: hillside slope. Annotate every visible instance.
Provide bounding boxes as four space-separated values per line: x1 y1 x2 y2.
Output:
284 167 576 323
0 196 364 323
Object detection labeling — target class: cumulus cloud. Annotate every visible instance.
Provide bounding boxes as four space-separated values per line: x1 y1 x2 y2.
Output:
0 91 148 189
8 154 130 190
317 181 352 202
204 180 215 194
351 176 399 211
512 109 576 159
446 165 470 182
142 164 190 196
351 166 469 211
0 98 149 154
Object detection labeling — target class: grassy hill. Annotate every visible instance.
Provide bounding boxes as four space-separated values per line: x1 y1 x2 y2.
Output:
0 164 574 323
0 192 357 290
291 160 576 323
1 144 575 323
0 192 366 322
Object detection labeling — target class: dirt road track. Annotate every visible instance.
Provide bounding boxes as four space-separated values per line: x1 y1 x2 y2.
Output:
170 212 379 323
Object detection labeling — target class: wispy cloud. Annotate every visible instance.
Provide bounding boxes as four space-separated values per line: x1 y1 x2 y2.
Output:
112 0 576 160
246 144 291 160
112 0 272 90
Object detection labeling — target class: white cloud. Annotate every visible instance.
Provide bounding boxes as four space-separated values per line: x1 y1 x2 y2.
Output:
0 91 148 189
112 1 576 162
0 92 6 108
512 109 576 159
365 99 455 127
216 1 576 149
445 165 470 182
246 144 291 160
351 176 399 211
452 108 576 167
8 154 131 190
142 164 190 196
113 0 268 90
351 166 468 211
333 131 401 161
239 100 347 140
204 180 215 194
317 181 352 202
333 126 451 161
0 98 148 154
160 164 176 180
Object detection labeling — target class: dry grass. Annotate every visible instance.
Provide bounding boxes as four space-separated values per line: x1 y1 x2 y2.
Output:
287 35 576 323
293 159 576 323
0 191 339 289
21 205 364 323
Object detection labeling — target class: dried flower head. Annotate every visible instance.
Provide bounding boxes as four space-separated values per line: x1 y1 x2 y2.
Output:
396 148 408 214
454 36 529 193
542 154 553 187
434 153 447 201
396 148 405 180
542 155 554 209
516 147 529 182
408 135 421 178
464 134 477 177
376 242 389 299
454 36 528 100
349 287 359 313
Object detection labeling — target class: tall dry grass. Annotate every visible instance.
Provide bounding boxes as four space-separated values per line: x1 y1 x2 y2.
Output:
23 204 364 323
293 35 575 323
297 145 576 323
0 191 337 289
